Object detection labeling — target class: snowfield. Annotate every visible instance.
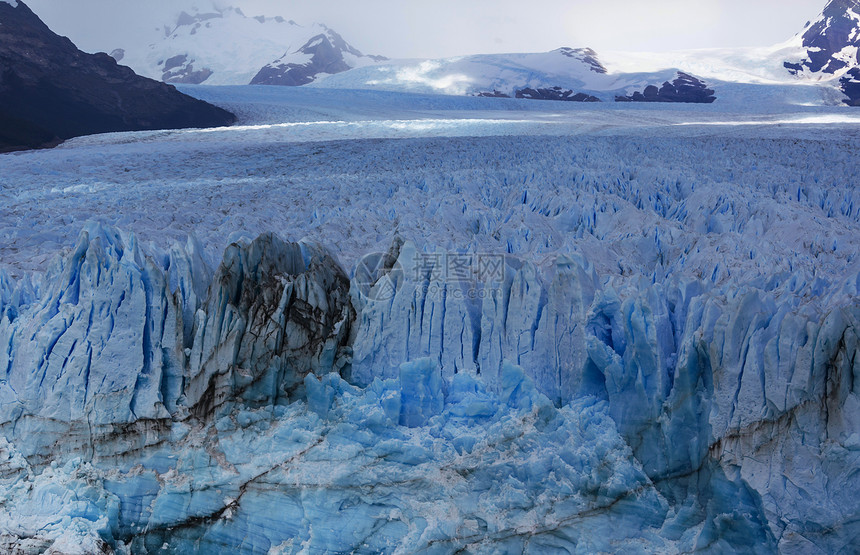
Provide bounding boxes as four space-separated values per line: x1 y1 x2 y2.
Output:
111 7 381 87
1 86 859 553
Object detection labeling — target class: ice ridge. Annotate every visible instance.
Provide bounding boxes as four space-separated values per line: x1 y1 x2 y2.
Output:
0 223 857 553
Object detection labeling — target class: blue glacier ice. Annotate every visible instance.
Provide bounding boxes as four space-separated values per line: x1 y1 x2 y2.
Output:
0 220 857 554
2 87 860 554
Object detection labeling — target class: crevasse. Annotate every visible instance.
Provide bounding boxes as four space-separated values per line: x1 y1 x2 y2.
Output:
0 222 857 554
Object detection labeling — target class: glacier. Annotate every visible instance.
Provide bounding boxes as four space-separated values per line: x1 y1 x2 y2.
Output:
0 86 859 553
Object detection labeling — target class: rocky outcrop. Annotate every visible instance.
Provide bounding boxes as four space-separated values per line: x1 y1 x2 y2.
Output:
476 90 510 98
515 87 601 102
841 67 860 104
615 72 716 103
0 0 235 152
478 87 601 102
0 112 60 152
251 28 385 86
159 53 214 85
557 46 607 74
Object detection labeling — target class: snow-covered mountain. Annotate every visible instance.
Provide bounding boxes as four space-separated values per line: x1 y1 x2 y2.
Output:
113 6 383 86
311 47 718 103
105 5 720 105
784 0 860 104
251 28 386 86
785 0 860 76
601 0 860 106
310 0 860 106
101 0 860 106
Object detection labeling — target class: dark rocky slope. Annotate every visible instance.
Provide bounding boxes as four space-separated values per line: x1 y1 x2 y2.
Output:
516 87 601 102
0 0 235 152
784 0 860 105
785 0 860 75
841 67 860 105
615 72 716 103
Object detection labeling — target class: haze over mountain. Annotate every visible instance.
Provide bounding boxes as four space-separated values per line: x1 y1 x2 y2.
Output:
307 0 860 106
26 0 828 60
26 0 852 107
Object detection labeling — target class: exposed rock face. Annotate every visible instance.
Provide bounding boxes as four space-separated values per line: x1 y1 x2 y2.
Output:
0 112 60 152
478 86 601 102
781 0 860 105
557 46 607 74
615 72 716 103
159 53 214 85
515 87 601 102
476 90 510 98
251 28 385 86
0 0 235 152
785 0 860 76
840 67 860 104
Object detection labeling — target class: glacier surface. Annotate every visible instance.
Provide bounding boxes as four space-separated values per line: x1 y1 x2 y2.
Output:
0 86 859 553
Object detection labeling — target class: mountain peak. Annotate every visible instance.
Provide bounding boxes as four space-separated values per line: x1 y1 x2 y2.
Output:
250 27 383 86
555 47 607 74
787 0 860 75
782 0 860 103
114 6 381 86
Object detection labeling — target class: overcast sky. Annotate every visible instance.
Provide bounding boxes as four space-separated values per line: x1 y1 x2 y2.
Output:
27 0 827 58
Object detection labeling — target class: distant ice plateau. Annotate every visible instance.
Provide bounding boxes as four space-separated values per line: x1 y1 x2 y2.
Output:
0 86 859 553
94 0 860 109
